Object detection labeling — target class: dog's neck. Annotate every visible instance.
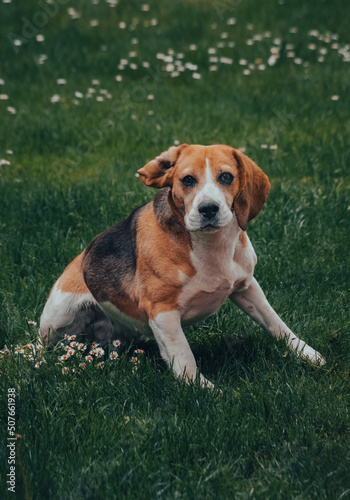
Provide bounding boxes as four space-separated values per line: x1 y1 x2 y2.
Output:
190 218 241 263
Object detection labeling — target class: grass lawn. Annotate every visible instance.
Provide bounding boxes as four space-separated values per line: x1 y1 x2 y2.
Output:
1 0 350 498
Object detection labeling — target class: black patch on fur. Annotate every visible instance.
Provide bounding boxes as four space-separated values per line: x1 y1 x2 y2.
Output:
83 205 144 302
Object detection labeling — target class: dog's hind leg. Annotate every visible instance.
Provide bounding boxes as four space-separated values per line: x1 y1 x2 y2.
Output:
39 282 103 345
40 253 114 345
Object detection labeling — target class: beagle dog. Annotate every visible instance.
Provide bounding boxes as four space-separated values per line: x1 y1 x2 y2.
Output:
40 144 325 386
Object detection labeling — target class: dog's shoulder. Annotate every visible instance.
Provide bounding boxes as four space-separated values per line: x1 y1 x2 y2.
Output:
82 203 147 297
84 204 146 263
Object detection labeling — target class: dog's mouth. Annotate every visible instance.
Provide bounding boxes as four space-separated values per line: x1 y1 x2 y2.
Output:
200 223 220 232
186 213 232 233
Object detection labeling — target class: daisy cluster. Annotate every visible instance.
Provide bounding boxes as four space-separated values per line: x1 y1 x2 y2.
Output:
0 321 145 374
0 2 346 165
1 2 346 109
0 321 45 368
45 23 346 106
57 337 144 373
55 335 144 373
59 336 123 372
0 341 46 369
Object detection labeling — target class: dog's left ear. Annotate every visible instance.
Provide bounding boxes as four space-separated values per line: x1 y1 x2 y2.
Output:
138 144 188 189
232 149 271 231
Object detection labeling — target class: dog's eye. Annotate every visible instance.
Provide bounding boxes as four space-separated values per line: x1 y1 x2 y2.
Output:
181 175 197 187
218 172 234 185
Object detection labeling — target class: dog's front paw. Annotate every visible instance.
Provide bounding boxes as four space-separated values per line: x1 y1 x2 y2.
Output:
199 373 215 389
288 336 326 366
300 344 326 366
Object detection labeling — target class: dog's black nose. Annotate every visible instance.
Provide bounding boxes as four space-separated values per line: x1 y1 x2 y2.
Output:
198 203 219 220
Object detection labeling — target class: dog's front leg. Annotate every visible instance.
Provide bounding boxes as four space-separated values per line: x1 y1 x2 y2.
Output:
149 310 214 388
230 277 325 365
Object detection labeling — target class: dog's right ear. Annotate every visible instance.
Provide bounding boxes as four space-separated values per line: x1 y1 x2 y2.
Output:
138 144 188 189
232 149 271 231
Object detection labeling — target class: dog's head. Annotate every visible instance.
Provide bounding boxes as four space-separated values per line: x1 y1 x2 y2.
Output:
137 144 270 232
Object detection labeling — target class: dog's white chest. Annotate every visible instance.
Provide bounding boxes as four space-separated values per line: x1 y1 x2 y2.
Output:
178 228 254 323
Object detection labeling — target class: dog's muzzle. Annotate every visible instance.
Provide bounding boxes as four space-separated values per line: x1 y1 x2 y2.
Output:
185 199 233 232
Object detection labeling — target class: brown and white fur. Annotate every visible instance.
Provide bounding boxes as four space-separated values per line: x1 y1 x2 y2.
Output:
40 144 325 386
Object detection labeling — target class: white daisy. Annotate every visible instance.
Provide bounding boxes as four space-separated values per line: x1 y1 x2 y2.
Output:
220 57 233 65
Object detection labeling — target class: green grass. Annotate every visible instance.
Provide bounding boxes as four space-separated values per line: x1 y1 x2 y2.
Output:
1 0 350 498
